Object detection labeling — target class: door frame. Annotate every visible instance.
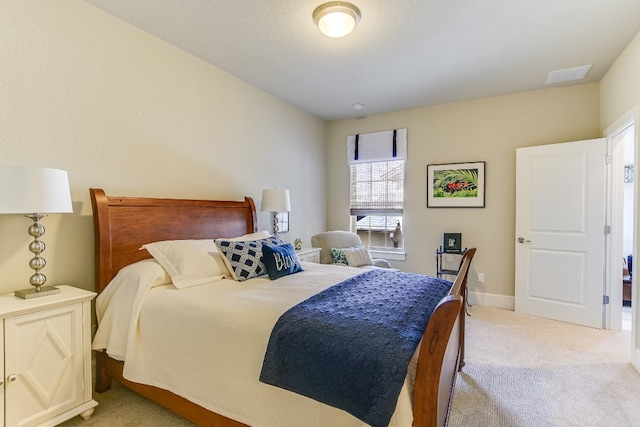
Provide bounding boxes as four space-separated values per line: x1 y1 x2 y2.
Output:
607 130 625 330
604 105 638 371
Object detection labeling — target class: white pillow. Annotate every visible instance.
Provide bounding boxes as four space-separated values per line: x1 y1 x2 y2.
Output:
342 245 374 267
141 239 228 289
95 258 171 323
93 258 171 359
226 230 271 241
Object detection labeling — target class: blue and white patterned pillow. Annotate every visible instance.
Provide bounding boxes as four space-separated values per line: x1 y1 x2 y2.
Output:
215 235 285 281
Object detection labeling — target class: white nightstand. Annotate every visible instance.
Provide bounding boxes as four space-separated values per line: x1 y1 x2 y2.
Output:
0 285 97 426
296 247 322 263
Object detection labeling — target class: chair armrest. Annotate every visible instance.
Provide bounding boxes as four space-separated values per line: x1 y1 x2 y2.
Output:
372 258 391 268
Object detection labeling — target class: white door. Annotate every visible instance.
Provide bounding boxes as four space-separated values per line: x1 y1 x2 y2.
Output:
515 138 607 329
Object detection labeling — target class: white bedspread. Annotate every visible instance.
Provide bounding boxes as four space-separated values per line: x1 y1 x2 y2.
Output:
92 262 415 427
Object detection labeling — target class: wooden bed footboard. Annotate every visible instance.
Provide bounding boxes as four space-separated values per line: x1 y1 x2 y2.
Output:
90 188 475 427
413 295 463 426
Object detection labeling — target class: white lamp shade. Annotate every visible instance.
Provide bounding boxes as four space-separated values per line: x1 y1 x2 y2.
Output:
261 189 291 212
0 167 73 214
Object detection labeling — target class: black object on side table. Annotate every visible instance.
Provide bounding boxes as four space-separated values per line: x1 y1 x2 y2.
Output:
436 246 471 314
436 246 467 278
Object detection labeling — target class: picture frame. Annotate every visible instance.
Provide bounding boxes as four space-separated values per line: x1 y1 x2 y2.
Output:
443 233 462 253
427 161 485 208
276 212 289 233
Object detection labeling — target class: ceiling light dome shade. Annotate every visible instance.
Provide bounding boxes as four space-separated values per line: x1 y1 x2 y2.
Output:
313 2 361 38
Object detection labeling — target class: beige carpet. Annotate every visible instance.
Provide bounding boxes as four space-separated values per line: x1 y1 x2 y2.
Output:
449 306 640 427
60 382 195 427
60 306 640 426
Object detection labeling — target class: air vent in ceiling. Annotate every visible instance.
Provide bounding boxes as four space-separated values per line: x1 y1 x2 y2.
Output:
546 65 592 85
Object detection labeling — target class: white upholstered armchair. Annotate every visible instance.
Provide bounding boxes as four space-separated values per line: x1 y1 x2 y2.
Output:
310 231 392 269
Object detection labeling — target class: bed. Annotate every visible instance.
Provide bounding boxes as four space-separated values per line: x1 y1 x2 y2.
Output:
89 188 475 427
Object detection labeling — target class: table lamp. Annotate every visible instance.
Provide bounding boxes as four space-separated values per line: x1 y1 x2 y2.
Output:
0 167 73 299
261 189 291 234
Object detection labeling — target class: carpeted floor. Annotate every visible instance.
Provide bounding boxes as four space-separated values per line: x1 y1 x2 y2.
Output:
448 306 640 427
60 382 195 427
60 306 640 426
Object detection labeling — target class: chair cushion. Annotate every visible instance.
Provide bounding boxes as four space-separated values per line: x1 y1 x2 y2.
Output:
312 231 394 269
311 231 363 264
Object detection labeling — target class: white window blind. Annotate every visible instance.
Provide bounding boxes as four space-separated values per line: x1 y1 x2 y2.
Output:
348 128 406 216
347 128 407 164
350 161 404 216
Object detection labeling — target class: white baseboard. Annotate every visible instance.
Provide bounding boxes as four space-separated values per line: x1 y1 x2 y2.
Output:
467 290 515 310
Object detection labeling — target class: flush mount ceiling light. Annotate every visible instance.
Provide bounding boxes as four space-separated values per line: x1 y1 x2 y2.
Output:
313 2 361 38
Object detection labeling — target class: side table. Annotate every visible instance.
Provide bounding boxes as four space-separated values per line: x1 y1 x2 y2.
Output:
296 247 321 263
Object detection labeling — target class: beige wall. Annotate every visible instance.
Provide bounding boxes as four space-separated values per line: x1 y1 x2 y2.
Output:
327 84 601 300
601 31 640 130
3 1 637 305
0 1 326 295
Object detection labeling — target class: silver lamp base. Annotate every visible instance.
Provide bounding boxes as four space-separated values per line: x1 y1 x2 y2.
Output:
14 213 60 300
15 286 60 300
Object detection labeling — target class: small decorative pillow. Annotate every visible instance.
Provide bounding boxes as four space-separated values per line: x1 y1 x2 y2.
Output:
342 245 374 267
330 247 348 265
262 243 303 280
141 240 228 289
215 235 285 281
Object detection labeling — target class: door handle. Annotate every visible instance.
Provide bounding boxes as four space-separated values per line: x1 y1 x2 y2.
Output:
517 237 531 244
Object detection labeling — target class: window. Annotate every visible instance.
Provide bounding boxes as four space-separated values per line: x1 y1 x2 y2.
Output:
350 161 404 250
347 129 407 252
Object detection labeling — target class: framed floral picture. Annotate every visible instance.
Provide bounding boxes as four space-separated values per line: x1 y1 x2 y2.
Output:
427 161 485 208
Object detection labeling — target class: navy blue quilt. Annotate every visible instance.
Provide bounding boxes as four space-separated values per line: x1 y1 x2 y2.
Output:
259 269 453 427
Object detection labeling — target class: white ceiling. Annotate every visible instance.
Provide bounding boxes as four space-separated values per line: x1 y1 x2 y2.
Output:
86 0 640 121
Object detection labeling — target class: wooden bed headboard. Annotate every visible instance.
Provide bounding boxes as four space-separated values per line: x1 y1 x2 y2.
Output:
89 188 257 294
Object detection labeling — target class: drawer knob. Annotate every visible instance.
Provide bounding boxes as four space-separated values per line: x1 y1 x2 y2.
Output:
7 374 17 382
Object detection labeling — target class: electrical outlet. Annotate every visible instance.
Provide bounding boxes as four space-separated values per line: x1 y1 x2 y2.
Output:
477 273 485 283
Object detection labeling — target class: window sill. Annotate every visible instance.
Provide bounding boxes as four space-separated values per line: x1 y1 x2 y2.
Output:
370 250 406 261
